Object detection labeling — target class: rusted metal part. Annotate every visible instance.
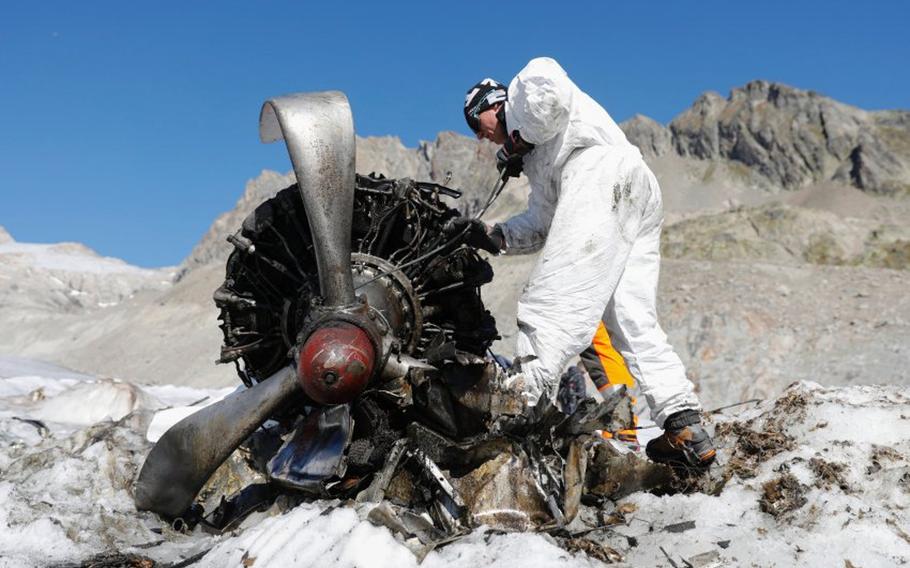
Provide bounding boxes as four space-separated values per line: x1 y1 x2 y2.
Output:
216 176 496 387
139 89 503 522
297 322 375 405
352 253 423 353
407 448 466 532
563 436 590 523
380 354 435 382
356 439 409 504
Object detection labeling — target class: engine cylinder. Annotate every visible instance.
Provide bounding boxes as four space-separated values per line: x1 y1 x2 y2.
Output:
297 322 376 405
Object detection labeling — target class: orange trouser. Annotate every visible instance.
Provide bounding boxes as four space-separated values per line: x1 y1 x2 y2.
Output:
579 322 638 442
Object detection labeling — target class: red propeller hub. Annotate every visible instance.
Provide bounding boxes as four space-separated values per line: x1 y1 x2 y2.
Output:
297 322 375 405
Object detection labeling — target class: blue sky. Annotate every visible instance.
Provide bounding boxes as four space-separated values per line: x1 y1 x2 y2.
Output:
2 1 908 267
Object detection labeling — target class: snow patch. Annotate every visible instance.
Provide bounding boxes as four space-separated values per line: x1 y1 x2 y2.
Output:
0 242 158 275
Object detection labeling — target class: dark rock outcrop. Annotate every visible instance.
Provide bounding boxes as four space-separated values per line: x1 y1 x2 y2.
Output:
667 81 910 194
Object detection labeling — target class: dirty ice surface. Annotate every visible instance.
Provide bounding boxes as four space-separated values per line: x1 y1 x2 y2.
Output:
1 356 909 567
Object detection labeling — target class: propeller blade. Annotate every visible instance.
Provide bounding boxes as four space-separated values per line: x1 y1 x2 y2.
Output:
259 91 357 307
134 366 299 518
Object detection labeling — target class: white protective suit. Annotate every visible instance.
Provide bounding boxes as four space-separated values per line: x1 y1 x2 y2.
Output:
496 58 700 427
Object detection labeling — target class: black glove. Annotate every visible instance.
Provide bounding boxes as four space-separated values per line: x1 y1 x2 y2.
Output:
444 217 503 254
558 366 587 415
496 147 524 178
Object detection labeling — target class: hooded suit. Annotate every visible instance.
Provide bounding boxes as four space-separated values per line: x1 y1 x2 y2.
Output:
496 57 700 426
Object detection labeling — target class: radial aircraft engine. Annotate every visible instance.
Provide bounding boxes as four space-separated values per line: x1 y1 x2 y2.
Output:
134 92 498 519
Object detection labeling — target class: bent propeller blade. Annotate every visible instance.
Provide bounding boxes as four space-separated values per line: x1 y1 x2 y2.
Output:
260 90 357 308
134 366 299 517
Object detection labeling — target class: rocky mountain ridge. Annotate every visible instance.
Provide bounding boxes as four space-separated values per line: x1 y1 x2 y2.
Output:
625 80 910 195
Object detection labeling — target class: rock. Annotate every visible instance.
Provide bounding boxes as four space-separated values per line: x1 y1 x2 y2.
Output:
180 169 296 275
0 239 172 313
0 226 12 244
670 91 727 160
620 114 673 159
669 80 910 194
833 130 907 193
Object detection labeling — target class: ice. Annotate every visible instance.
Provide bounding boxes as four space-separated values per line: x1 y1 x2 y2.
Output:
0 357 908 567
197 505 601 568
0 356 95 382
199 504 417 568
425 529 605 568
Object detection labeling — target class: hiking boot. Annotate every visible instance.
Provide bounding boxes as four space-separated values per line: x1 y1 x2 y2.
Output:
646 410 716 468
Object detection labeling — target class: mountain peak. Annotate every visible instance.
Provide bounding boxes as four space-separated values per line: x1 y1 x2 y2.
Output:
667 80 910 193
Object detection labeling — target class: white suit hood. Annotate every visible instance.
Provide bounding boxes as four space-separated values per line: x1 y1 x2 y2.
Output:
504 58 636 169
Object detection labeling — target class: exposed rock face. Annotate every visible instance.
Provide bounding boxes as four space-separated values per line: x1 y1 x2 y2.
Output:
668 81 910 194
620 114 673 159
0 226 12 245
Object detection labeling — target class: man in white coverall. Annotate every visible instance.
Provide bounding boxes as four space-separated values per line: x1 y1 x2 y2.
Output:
459 58 716 467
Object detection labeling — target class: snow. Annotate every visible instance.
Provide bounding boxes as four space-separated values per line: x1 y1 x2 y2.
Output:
609 382 910 567
1 356 909 567
0 241 160 276
0 355 94 382
197 503 603 568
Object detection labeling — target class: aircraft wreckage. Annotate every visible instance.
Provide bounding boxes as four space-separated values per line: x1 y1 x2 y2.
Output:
134 91 686 554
